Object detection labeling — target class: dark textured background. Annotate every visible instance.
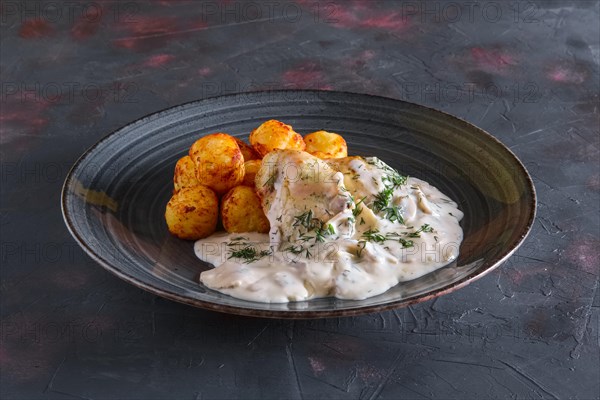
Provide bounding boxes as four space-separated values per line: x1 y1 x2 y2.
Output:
1 1 599 399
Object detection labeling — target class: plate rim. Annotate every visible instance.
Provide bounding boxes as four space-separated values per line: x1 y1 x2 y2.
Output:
61 89 537 319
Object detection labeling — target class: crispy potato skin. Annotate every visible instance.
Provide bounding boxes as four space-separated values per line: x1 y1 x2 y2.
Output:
242 160 262 187
165 185 219 240
249 120 306 157
234 137 261 161
173 155 200 192
189 133 245 195
221 186 269 233
304 130 348 159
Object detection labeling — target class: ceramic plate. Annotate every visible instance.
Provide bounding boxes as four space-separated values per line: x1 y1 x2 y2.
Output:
62 90 536 318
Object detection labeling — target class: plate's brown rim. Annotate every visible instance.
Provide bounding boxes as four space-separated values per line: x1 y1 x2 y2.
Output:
61 89 537 319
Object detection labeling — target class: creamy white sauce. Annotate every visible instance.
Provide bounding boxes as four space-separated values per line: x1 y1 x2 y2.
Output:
196 152 463 303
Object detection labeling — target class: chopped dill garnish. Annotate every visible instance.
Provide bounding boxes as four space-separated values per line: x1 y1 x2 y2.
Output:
299 232 314 242
228 246 272 264
263 172 277 187
358 229 418 248
361 229 387 243
352 196 367 217
381 205 405 224
293 210 319 231
291 210 335 246
327 223 335 234
315 223 335 242
398 238 414 248
355 226 419 256
285 245 304 255
382 171 407 187
372 187 394 212
284 245 313 259
407 224 434 238
368 158 408 224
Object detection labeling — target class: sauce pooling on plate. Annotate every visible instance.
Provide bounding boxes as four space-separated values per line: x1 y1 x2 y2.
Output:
196 150 463 303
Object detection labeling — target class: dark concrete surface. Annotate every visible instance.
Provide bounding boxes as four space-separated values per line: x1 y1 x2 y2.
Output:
1 1 598 399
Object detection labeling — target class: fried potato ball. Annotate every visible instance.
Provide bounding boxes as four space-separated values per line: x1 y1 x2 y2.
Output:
173 155 200 192
249 120 306 157
221 186 269 233
234 137 261 161
304 130 348 159
165 185 218 240
189 133 245 195
242 159 262 187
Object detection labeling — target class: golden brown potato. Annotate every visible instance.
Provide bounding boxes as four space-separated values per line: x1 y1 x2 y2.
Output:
234 137 260 161
249 120 306 157
242 159 262 187
304 130 348 159
173 155 200 192
189 133 245 195
221 186 269 233
165 185 219 240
